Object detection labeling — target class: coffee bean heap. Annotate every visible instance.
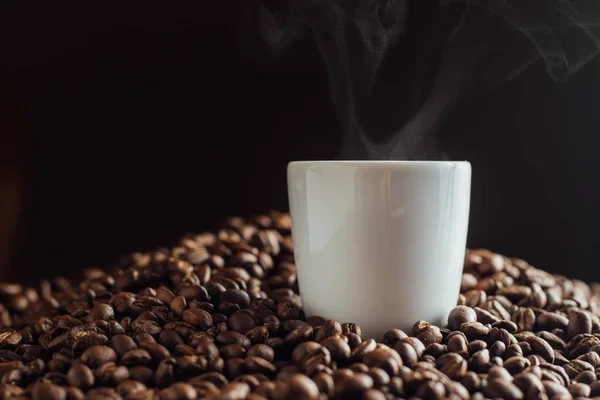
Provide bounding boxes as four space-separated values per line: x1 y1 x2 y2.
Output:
0 212 599 399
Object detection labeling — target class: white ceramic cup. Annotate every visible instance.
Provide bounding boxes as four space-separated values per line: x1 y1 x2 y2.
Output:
287 160 471 339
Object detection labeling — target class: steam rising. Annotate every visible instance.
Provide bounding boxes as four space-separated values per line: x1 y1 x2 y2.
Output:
257 0 600 160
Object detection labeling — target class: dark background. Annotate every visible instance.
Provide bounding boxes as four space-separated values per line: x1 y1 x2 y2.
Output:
0 2 599 284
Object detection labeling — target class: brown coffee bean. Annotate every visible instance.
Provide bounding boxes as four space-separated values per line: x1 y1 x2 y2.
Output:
314 320 342 342
448 306 477 330
524 336 554 363
182 309 213 330
460 322 489 341
415 380 445 400
464 290 487 308
67 363 94 390
245 356 276 376
139 341 170 361
221 344 246 359
285 325 314 347
217 331 251 349
71 332 109 354
88 304 114 321
568 309 592 338
504 356 531 375
417 327 443 346
437 353 467 380
543 380 571 397
80 345 117 368
320 336 350 363
574 369 596 384
128 366 154 387
513 308 536 332
395 342 418 367
382 329 407 347
512 372 544 398
564 359 594 378
351 339 376 361
116 380 147 397
247 344 274 362
217 382 250 400
31 382 67 400
95 363 130 386
122 349 152 366
229 311 257 333
568 382 591 397
399 337 425 359
362 349 401 377
169 296 187 318
159 382 196 400
334 373 374 397
447 334 468 358
483 378 523 400
537 312 569 331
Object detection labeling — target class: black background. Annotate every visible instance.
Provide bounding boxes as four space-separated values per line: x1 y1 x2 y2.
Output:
1 2 599 284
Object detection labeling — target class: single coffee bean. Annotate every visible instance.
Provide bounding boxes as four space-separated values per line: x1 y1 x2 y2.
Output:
446 334 468 359
513 308 536 332
382 329 407 347
247 344 274 362
460 322 489 341
395 342 418 367
80 345 117 368
128 366 154 387
116 380 147 397
31 382 67 400
159 382 197 400
320 336 350 363
122 349 152 366
483 378 524 400
417 327 443 346
334 373 374 397
448 306 477 330
221 344 246 359
415 380 445 400
568 382 591 397
229 311 257 333
503 356 531 375
67 363 94 390
568 309 593 338
524 336 554 363
362 349 401 377
217 331 251 349
71 333 109 354
537 312 569 331
314 320 342 342
182 309 213 330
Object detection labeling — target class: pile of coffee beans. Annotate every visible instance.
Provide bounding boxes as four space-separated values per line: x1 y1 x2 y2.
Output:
0 211 600 399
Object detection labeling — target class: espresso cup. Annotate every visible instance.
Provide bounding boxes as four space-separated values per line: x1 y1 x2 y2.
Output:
287 160 471 339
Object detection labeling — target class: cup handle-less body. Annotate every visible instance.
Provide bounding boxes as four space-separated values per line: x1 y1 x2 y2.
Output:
288 161 471 339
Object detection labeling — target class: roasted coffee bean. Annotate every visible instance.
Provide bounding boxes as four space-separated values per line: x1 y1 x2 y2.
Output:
568 309 592 338
139 341 170 361
247 344 274 362
483 378 523 400
66 363 94 390
447 333 469 358
382 329 407 347
95 363 130 386
80 345 116 368
537 312 569 331
128 366 154 387
334 373 374 397
448 306 477 330
460 322 489 341
217 331 251 349
182 309 213 330
228 311 257 333
525 336 554 363
513 308 536 332
122 349 152 366
314 320 342 342
110 334 137 358
320 336 350 363
362 349 401 377
221 344 246 359
395 342 418 367
31 382 67 400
